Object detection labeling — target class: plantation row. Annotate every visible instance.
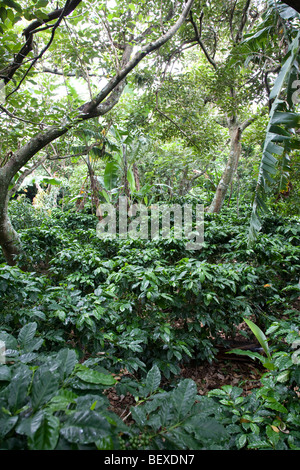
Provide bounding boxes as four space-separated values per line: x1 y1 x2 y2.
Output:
0 204 299 450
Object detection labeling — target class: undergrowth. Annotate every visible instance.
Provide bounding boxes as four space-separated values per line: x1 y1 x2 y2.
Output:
0 203 299 450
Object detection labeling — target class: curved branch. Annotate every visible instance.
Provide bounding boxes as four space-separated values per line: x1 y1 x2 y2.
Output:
0 0 82 86
2 0 195 183
189 12 217 69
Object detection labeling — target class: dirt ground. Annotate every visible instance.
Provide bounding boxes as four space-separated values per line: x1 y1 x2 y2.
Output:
106 303 299 423
106 351 264 422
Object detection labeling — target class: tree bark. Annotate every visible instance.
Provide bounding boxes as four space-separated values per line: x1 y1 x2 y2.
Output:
0 0 195 264
0 170 22 264
207 123 242 213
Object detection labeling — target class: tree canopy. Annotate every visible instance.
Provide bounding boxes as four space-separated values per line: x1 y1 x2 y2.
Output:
0 0 299 452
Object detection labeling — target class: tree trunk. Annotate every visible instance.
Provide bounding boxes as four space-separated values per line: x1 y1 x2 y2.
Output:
0 173 21 265
207 124 241 213
133 163 140 192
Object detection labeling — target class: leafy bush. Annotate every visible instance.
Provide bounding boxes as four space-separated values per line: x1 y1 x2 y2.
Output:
208 317 300 450
0 322 126 450
1 208 299 450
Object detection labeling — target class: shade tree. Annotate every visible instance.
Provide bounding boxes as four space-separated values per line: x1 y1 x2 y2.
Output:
0 0 195 264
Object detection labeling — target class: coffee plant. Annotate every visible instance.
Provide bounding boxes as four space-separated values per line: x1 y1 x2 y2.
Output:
0 206 299 450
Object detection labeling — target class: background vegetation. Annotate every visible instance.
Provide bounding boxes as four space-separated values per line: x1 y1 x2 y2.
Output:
0 0 299 451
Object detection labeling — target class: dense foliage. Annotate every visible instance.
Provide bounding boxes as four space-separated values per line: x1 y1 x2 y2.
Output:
0 0 300 453
0 202 299 450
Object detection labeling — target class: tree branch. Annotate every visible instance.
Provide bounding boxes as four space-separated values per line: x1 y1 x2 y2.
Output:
8 155 48 198
0 0 82 87
47 141 102 160
240 107 268 132
235 0 251 43
189 12 217 69
0 104 41 125
77 0 195 119
2 0 195 184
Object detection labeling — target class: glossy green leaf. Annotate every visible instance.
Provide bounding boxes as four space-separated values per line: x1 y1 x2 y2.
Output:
60 410 111 444
29 412 60 450
145 364 161 396
31 370 59 411
75 366 116 386
172 379 197 420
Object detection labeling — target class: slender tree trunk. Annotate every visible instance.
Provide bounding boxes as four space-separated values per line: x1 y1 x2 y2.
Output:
0 172 21 265
207 123 241 213
133 163 140 191
85 155 102 213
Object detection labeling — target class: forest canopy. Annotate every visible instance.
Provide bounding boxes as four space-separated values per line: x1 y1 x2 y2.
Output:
0 0 299 452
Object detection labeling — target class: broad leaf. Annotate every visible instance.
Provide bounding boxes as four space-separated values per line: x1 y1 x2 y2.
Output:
75 366 116 386
60 410 111 444
171 379 197 420
243 318 271 359
31 370 59 411
7 365 32 412
18 322 37 351
56 348 77 381
29 412 60 450
145 365 161 396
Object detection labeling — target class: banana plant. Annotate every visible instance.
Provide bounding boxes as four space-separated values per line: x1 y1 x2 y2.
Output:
247 3 300 243
101 126 149 201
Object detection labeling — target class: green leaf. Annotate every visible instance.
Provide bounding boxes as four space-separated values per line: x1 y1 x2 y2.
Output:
40 177 62 186
266 424 280 446
172 379 197 420
31 370 59 411
276 370 290 383
104 161 119 190
127 168 136 192
243 318 271 360
264 398 288 413
145 365 161 396
130 405 148 427
0 365 11 381
0 7 7 21
269 52 295 101
3 0 22 13
75 366 116 386
183 415 228 441
165 427 199 449
237 434 247 449
272 111 300 128
60 410 111 444
96 435 114 450
7 365 32 412
18 322 38 352
227 348 266 363
29 412 60 450
0 331 18 350
56 348 77 380
0 416 18 438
